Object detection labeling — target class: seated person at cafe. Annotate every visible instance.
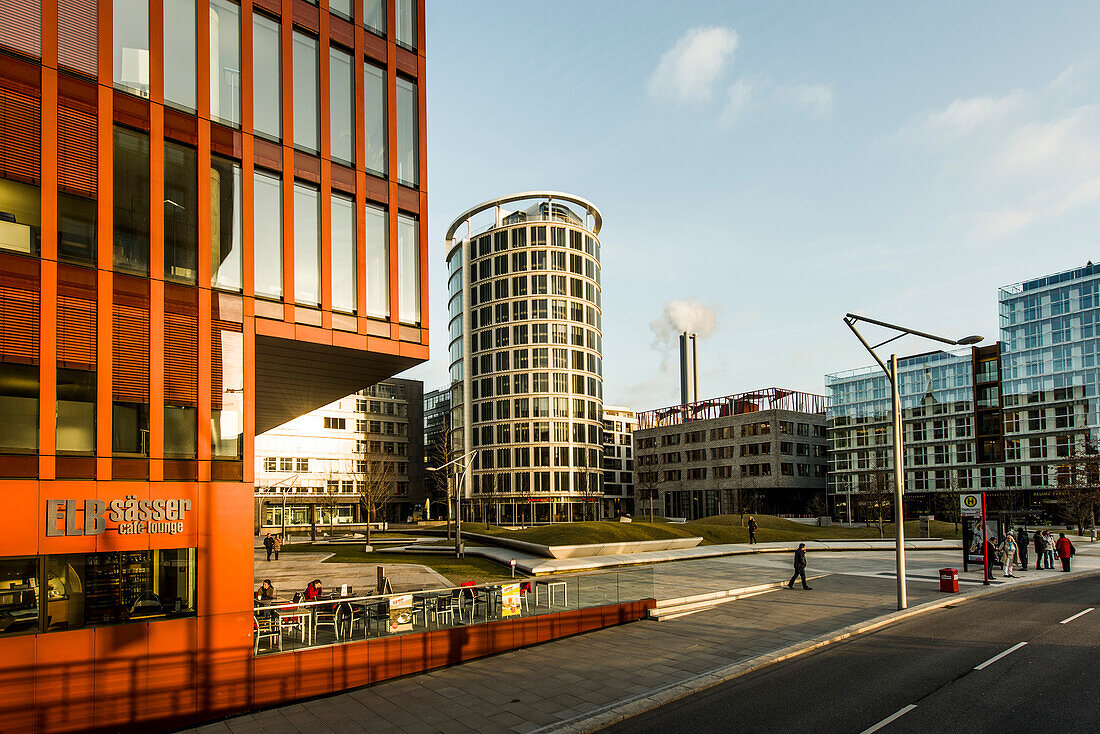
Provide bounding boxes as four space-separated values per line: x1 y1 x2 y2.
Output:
257 579 276 601
304 579 323 600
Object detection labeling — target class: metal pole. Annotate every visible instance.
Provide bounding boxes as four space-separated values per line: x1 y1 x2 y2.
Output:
891 354 907 610
982 491 990 585
454 463 463 558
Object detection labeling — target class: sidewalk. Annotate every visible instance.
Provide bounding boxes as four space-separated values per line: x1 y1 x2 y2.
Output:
199 545 1099 734
252 547 450 596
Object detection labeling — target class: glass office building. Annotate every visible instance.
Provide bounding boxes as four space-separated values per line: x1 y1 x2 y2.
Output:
827 262 1100 519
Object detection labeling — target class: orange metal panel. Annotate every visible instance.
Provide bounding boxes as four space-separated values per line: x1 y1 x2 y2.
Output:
0 635 38 734
36 630 95 734
330 639 368 691
399 629 430 677
143 618 199 727
197 482 253 617
0 479 38 557
92 623 151 730
365 635 402 684
294 645 335 700
195 612 254 722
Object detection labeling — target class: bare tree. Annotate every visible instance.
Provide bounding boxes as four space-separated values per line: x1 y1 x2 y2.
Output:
856 462 893 539
635 468 661 523
426 428 455 537
352 449 396 546
1054 435 1100 535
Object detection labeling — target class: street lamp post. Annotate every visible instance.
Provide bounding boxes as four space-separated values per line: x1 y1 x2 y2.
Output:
844 313 982 611
427 449 478 558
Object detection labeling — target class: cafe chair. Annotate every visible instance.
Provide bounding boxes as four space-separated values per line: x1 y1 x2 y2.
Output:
433 594 455 626
519 582 532 613
254 615 282 654
315 603 340 641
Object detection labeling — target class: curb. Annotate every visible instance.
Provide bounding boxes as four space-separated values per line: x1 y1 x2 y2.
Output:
534 567 1100 734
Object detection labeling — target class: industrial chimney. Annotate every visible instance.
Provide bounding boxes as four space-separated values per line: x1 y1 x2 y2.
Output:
679 332 699 405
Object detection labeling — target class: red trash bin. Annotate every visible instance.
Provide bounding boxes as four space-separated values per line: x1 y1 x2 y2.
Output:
939 568 959 593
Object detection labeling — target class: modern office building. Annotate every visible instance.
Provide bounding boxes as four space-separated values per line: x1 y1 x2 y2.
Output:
254 378 424 532
634 388 829 519
601 405 636 517
0 1 427 729
422 385 451 516
445 192 605 524
826 261 1100 519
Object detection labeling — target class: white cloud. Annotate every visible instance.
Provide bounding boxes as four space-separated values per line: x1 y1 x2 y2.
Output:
1054 174 1100 214
775 83 834 117
920 91 1026 138
972 207 1037 239
998 106 1100 172
648 26 739 105
719 79 754 125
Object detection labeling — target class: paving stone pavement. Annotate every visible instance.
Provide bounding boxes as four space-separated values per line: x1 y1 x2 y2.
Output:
193 544 1100 734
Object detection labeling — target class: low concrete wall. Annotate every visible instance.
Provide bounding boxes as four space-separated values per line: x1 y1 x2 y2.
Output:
452 531 703 559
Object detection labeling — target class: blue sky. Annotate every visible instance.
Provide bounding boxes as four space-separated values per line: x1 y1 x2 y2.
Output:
401 0 1100 410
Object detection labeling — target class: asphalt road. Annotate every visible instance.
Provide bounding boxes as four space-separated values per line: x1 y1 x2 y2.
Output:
602 574 1100 734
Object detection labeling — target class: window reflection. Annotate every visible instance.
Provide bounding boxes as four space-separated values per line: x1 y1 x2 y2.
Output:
253 170 282 299
330 47 355 165
364 63 386 176
252 13 281 141
0 557 39 637
56 368 95 453
364 0 385 36
113 0 149 97
0 363 38 452
331 193 356 313
294 183 321 306
396 0 417 50
398 213 419 324
113 126 150 275
164 141 199 284
365 203 388 318
164 0 197 110
292 32 319 153
396 77 418 186
0 178 41 257
210 155 242 291
209 0 241 127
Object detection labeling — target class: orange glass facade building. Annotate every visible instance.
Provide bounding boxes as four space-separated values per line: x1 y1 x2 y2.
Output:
0 0 427 729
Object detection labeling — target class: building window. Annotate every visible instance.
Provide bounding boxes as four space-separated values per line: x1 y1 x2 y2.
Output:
331 193 356 313
324 417 346 430
292 31 319 153
330 46 355 165
0 178 41 258
364 63 387 176
113 126 150 274
113 0 149 97
330 0 353 20
364 0 385 35
163 0 197 111
395 0 416 49
396 77 418 186
163 141 198 283
56 369 95 454
208 0 241 126
253 170 282 299
398 213 419 324
252 13 281 140
210 155 242 291
365 202 388 318
0 363 38 452
293 183 321 306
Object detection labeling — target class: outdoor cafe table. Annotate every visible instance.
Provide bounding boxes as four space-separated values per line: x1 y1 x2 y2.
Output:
255 598 310 644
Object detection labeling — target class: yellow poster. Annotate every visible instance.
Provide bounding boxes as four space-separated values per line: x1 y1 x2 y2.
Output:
388 594 413 632
502 583 521 617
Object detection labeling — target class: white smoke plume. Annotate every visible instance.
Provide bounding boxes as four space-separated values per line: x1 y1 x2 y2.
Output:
650 298 720 347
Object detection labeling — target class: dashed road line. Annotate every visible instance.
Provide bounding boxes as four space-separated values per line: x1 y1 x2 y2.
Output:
859 704 917 734
1060 607 1094 624
974 641 1027 670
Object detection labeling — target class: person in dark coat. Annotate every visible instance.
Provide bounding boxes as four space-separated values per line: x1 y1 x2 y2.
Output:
1033 530 1047 569
1016 527 1029 571
263 533 275 561
747 516 759 545
788 543 811 590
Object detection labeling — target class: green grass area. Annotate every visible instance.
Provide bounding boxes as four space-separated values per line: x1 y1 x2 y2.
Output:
458 515 961 546
280 543 516 583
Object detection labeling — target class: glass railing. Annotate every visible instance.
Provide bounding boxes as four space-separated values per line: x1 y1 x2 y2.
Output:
252 567 654 657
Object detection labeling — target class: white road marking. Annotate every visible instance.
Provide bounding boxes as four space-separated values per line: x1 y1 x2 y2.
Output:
860 704 917 734
1060 607 1095 625
974 641 1027 670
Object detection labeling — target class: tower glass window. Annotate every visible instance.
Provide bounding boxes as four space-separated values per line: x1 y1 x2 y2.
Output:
210 155 242 291
364 63 387 176
253 171 282 299
164 141 199 284
112 126 150 275
292 32 320 153
164 0 197 110
294 183 321 306
113 0 149 97
331 193 356 313
252 13 281 140
398 213 419 324
396 77 418 186
366 203 389 318
330 47 355 165
209 0 242 127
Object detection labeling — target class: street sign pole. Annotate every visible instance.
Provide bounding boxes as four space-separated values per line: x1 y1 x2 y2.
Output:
981 491 990 586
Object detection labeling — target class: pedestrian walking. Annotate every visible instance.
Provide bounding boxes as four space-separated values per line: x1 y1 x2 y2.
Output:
272 533 282 561
1044 530 1056 569
787 543 811 590
748 516 758 545
1016 526 1029 571
1055 533 1075 572
1033 530 1046 570
263 533 275 562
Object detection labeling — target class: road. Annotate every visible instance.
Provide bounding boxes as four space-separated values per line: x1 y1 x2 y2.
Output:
602 574 1100 734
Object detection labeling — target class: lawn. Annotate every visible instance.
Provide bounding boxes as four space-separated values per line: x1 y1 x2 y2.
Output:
458 514 961 546
280 543 517 583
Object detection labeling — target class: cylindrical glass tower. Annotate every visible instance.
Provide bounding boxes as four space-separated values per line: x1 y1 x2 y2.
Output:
445 192 604 524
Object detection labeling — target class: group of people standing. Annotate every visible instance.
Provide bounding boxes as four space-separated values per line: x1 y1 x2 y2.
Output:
995 527 1076 577
263 533 282 561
